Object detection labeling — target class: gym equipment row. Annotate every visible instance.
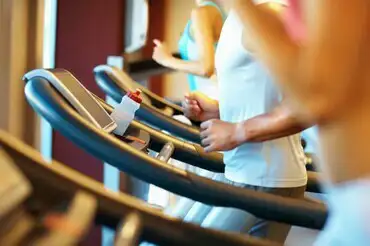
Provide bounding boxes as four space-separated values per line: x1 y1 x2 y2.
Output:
24 69 326 229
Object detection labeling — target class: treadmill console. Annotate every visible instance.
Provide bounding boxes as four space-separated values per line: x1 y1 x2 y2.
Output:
23 69 117 133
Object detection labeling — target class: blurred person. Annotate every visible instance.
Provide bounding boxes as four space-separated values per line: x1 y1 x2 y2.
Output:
152 0 227 99
148 1 227 218
228 0 370 245
182 1 309 243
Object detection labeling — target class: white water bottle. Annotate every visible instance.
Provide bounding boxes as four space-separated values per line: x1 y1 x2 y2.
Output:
111 89 142 136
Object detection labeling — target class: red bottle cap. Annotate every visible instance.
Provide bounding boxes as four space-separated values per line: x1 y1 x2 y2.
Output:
127 89 142 104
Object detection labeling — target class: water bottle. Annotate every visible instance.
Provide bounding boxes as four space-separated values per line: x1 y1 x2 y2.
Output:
110 89 142 136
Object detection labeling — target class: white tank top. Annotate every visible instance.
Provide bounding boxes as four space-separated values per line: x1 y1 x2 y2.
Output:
215 8 307 187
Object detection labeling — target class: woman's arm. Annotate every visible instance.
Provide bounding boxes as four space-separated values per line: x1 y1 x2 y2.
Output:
152 6 220 77
231 0 369 123
237 100 310 142
200 100 310 152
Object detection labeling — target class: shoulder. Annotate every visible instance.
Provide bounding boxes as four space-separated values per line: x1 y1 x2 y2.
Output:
191 5 219 22
254 0 287 15
253 0 288 5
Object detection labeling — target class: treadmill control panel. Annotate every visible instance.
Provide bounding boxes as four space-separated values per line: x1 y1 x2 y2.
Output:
23 69 117 133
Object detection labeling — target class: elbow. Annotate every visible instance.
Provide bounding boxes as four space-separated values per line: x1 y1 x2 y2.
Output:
199 65 215 78
309 104 340 126
284 114 313 133
299 98 344 126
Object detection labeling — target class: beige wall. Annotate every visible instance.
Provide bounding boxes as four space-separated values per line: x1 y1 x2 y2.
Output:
162 0 195 99
0 0 44 147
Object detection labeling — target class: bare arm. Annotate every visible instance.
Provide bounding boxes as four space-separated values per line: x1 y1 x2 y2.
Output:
235 3 309 142
237 3 310 142
231 0 369 124
200 100 310 152
153 6 220 77
240 100 310 142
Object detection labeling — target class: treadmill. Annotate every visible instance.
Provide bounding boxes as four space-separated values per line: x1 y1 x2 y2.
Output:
23 68 326 231
0 130 281 246
93 65 317 170
64 69 323 224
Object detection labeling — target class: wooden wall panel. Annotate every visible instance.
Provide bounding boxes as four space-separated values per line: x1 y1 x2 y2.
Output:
144 0 167 96
54 1 125 245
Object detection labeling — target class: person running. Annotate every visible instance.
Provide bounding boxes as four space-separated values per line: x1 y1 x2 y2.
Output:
183 1 308 243
228 0 370 245
152 0 226 99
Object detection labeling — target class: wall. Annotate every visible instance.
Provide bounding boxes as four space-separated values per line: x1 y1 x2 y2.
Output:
54 0 125 245
0 0 44 147
143 0 167 96
162 0 194 99
54 0 124 188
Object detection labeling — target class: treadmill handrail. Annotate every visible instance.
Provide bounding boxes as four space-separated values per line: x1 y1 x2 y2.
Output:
94 65 184 113
0 130 276 246
125 53 181 79
24 76 327 229
94 65 201 143
92 93 225 173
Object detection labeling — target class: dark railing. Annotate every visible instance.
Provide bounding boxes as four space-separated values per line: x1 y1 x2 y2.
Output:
123 53 181 81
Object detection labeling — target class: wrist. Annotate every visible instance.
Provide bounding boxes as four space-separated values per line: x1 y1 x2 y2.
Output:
207 111 220 121
210 100 220 113
236 121 252 143
198 111 219 122
213 110 220 119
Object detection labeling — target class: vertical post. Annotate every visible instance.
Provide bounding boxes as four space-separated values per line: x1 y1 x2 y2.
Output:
103 56 125 246
143 0 166 96
40 0 58 161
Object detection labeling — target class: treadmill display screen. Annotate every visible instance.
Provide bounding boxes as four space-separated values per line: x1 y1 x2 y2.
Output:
53 72 116 132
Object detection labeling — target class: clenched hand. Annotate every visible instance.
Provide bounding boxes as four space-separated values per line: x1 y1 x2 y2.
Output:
200 119 245 152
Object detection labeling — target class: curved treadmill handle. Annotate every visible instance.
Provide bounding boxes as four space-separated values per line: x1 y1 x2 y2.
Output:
109 65 201 125
137 90 202 128
92 93 225 173
126 85 202 127
94 66 202 143
134 81 202 127
25 78 327 230
138 103 201 143
95 65 184 114
95 70 126 104
136 83 184 114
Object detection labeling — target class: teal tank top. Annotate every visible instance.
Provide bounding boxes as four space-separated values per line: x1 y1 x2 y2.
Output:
178 1 226 93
